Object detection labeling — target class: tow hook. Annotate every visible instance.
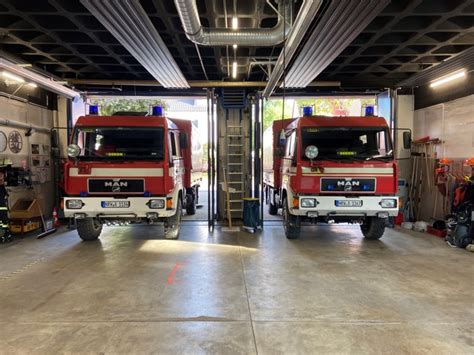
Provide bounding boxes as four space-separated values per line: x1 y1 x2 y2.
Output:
146 212 159 223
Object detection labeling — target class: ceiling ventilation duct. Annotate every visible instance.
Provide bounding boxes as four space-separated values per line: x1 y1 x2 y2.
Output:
81 0 189 89
282 0 389 89
174 0 292 46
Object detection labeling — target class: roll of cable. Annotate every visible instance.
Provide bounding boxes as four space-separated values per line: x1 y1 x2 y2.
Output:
414 221 428 232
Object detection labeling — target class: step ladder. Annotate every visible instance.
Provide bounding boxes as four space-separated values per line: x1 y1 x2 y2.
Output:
224 123 245 220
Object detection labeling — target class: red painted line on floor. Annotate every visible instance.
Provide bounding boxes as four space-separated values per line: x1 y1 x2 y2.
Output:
167 263 181 285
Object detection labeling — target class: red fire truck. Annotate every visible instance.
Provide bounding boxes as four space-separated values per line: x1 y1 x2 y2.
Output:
62 109 203 241
263 111 401 240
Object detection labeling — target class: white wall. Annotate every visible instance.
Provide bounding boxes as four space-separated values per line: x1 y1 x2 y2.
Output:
0 96 55 216
414 94 474 160
412 94 473 221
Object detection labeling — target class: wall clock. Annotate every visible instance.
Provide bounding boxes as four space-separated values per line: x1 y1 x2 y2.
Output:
0 131 7 153
8 130 23 154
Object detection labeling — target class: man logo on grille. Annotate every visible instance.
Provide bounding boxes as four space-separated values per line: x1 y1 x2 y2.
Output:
105 181 128 192
337 179 360 191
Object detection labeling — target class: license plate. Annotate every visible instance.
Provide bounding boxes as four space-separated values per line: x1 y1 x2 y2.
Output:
101 201 130 208
335 200 362 207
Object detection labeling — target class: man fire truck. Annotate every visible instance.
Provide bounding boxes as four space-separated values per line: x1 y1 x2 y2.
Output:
62 106 203 241
263 107 405 240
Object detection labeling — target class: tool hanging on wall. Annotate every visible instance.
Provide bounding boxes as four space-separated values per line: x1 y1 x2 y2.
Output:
408 136 442 221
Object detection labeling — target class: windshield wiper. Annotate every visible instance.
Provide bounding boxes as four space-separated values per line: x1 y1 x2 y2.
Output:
365 155 393 161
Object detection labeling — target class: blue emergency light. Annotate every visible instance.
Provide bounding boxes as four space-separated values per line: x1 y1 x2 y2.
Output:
365 105 374 116
89 104 99 115
152 105 163 116
303 106 313 116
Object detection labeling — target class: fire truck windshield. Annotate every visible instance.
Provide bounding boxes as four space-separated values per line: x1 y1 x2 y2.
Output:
301 127 393 161
73 127 164 160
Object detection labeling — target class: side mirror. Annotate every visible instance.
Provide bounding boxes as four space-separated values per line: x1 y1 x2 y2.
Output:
67 144 81 158
278 129 286 147
179 133 188 149
403 131 412 149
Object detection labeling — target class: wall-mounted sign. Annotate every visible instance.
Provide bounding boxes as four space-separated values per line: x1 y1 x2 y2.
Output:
8 130 23 153
0 131 7 153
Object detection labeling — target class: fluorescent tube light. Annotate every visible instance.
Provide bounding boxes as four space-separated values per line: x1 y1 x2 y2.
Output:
26 82 37 88
232 17 238 30
0 58 79 98
233 44 237 50
81 0 189 89
232 61 237 78
2 71 25 83
429 70 466 88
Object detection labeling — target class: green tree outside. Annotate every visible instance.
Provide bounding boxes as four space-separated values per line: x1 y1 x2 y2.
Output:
263 97 376 130
89 98 167 116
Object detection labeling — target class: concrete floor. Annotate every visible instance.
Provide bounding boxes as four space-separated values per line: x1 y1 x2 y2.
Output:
0 223 472 354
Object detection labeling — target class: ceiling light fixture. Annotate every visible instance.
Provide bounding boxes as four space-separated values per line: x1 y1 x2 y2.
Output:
233 44 238 50
26 82 38 88
232 17 238 30
282 0 389 89
2 71 25 83
81 0 189 89
232 61 238 79
0 58 79 98
429 70 466 88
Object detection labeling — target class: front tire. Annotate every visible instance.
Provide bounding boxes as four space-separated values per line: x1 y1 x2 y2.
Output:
283 197 300 239
165 197 182 240
361 217 386 240
77 218 102 241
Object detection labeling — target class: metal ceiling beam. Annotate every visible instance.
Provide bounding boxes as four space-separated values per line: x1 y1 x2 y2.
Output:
80 0 189 88
283 0 390 89
68 79 341 88
262 0 324 98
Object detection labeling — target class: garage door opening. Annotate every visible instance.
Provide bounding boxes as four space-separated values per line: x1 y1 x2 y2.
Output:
80 96 212 224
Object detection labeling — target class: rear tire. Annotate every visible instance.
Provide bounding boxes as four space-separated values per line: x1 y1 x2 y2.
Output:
361 217 386 240
165 197 182 240
283 197 300 239
77 218 102 241
268 202 278 215
185 193 196 215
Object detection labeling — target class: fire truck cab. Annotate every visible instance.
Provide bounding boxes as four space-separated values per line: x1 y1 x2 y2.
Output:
264 113 399 240
62 111 202 241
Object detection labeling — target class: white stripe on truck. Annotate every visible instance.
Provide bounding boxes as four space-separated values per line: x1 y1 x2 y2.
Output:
302 167 393 174
69 168 164 177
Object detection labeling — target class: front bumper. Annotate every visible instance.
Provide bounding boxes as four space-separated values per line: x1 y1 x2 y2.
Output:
291 196 399 217
63 197 176 219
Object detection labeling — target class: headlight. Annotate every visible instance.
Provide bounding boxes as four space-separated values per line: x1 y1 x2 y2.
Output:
300 198 316 208
148 199 165 209
67 144 81 158
305 145 319 159
66 199 83 209
380 199 397 208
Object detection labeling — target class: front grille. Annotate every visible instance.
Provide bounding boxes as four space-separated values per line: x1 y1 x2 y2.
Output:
321 178 376 192
88 179 145 193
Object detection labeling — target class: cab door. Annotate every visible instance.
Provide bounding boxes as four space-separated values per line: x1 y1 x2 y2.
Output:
281 130 297 189
169 131 184 187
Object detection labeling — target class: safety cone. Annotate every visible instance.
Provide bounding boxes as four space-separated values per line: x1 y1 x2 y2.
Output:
52 207 60 226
